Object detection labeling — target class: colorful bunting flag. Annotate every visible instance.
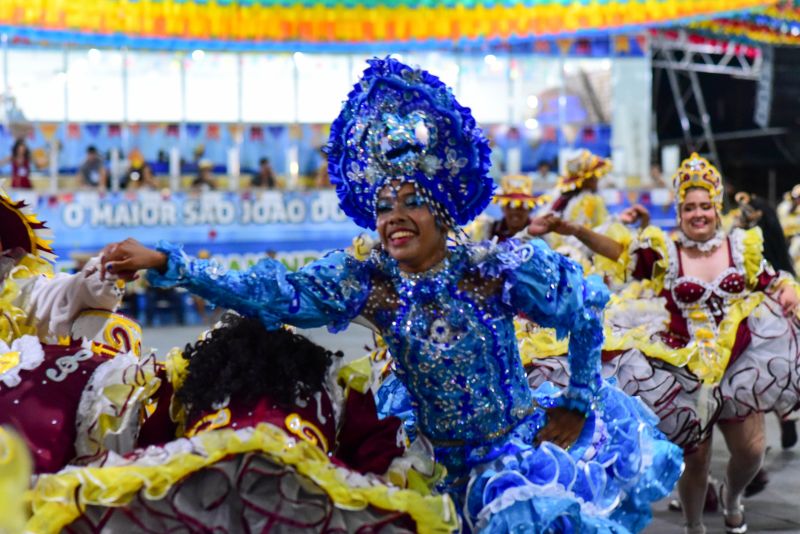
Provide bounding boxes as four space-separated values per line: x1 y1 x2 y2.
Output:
85 124 103 137
0 0 774 51
39 123 59 142
250 125 264 141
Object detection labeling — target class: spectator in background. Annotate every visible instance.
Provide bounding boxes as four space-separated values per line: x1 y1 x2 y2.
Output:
533 160 557 184
0 139 33 189
192 160 217 191
650 163 666 187
251 157 277 189
124 150 158 191
778 185 800 278
732 191 798 497
466 174 549 243
192 145 205 165
78 145 108 191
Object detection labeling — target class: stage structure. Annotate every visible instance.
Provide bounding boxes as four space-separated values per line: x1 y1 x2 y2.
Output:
650 1 800 183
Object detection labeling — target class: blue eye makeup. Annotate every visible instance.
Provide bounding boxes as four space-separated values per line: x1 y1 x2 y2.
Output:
376 199 394 214
404 195 426 209
375 194 426 215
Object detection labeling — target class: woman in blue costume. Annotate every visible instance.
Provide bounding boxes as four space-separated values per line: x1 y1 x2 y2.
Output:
101 57 681 533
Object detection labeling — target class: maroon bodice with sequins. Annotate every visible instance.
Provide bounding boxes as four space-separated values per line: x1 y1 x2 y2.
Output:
0 340 110 473
673 272 746 305
672 271 747 323
633 237 755 357
671 240 746 325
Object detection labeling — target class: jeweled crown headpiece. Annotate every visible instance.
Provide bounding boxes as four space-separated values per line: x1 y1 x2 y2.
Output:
0 187 55 261
326 57 493 230
492 175 549 210
556 150 611 193
672 153 724 212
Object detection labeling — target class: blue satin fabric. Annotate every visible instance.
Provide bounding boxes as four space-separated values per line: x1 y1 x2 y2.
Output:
377 376 682 533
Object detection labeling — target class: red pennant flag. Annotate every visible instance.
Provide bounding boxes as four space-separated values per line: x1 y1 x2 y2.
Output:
556 39 573 55
250 126 264 141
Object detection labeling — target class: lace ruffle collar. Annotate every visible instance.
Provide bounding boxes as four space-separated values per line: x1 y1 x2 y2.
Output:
676 229 725 253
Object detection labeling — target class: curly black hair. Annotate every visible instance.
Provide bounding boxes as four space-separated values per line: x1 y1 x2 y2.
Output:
177 313 342 419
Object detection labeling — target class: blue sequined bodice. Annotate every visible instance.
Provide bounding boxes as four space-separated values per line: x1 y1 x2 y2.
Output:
367 247 533 443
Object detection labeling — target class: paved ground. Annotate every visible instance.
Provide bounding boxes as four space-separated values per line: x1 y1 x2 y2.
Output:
647 418 800 534
143 324 800 534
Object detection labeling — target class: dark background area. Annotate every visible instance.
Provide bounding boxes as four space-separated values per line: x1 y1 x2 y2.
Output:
652 46 800 203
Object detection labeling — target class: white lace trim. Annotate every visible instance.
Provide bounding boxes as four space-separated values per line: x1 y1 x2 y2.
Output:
676 229 725 253
728 227 747 271
74 351 158 460
324 357 345 428
386 434 438 482
606 297 671 338
0 335 45 388
664 237 679 288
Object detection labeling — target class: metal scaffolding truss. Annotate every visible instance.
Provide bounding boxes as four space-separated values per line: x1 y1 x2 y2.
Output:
651 30 766 171
651 30 763 79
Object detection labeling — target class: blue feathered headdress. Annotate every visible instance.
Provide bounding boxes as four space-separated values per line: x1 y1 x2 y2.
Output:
326 57 494 230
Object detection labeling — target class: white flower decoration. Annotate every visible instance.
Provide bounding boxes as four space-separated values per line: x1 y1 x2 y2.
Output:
0 335 46 388
346 162 365 183
444 149 468 176
421 155 443 176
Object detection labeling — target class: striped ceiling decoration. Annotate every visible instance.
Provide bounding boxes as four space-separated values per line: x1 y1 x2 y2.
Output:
688 1 800 45
0 0 778 51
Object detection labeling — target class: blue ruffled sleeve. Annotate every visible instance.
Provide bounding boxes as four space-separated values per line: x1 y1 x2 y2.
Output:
507 239 609 412
146 242 371 332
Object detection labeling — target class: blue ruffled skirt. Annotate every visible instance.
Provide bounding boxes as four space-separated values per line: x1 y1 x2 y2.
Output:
377 376 683 533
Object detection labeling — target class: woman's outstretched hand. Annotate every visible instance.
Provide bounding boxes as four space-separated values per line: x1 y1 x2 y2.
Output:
526 214 556 236
619 204 650 229
535 407 586 450
527 214 582 237
100 238 168 281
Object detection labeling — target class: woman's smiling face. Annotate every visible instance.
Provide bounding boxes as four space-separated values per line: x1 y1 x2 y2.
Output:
679 187 718 242
376 182 447 273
